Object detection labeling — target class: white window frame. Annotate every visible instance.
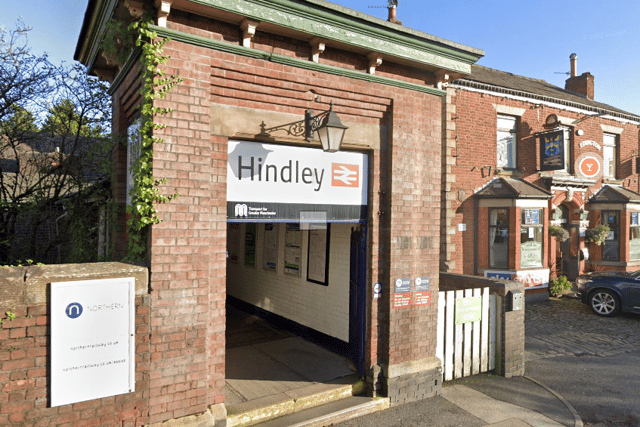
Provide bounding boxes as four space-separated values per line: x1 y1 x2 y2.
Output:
603 133 617 179
126 119 142 206
489 207 509 269
558 126 572 173
497 115 517 169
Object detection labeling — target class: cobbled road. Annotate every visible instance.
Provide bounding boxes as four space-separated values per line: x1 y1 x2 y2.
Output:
525 296 640 360
525 296 640 427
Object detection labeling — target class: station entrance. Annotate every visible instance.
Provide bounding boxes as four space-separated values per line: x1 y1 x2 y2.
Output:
224 140 369 409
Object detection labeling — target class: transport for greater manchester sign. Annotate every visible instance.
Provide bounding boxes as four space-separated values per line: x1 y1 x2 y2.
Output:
227 140 368 222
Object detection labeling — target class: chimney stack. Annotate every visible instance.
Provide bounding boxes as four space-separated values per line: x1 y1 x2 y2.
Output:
565 53 594 100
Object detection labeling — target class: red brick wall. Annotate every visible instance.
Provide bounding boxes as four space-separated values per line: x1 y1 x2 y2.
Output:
386 92 443 365
143 37 220 424
85 9 449 422
444 86 640 277
0 299 150 427
139 13 445 405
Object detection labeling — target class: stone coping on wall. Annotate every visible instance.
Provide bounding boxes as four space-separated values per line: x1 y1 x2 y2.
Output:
0 262 149 308
439 272 524 297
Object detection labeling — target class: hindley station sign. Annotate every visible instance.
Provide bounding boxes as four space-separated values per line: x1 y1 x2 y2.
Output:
227 141 368 222
51 278 135 407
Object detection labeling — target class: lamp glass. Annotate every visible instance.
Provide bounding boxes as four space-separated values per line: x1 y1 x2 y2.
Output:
317 110 347 152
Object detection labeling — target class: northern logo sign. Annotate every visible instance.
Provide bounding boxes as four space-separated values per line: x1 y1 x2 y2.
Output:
65 303 83 319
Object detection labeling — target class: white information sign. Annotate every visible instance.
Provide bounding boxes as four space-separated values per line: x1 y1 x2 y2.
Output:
227 140 368 222
51 278 135 407
228 140 367 205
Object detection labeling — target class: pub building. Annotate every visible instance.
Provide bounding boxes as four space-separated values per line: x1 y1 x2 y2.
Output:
443 55 640 299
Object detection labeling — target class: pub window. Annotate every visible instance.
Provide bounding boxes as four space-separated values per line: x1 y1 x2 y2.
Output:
602 211 619 261
497 115 517 169
603 133 617 179
630 212 640 260
489 208 509 268
520 209 543 268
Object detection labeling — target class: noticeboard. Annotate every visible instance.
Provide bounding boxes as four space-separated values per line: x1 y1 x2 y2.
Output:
51 278 135 407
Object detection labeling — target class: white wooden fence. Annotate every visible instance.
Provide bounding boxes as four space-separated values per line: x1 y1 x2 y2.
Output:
436 287 497 381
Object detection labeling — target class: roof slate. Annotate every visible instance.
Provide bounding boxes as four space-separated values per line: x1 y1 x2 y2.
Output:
455 65 640 120
589 185 640 204
475 177 552 199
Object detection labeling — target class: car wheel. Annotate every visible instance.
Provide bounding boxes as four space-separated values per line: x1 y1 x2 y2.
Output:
589 289 620 317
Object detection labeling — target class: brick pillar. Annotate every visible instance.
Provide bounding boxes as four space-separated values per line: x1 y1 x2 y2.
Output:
145 39 226 425
441 87 458 272
379 91 444 406
495 289 525 378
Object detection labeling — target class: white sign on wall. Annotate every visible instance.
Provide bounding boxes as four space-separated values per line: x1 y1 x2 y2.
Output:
227 140 368 221
484 269 549 289
51 278 135 407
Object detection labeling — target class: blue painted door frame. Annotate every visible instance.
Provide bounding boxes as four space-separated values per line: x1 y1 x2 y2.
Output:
349 224 367 377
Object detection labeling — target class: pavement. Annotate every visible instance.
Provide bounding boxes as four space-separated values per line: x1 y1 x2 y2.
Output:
226 302 587 427
334 371 581 427
227 294 638 427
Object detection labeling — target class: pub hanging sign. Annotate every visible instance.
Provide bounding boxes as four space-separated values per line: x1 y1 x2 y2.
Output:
540 130 565 171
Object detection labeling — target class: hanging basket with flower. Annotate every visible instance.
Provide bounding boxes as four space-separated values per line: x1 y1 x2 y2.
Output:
549 225 570 242
585 224 611 246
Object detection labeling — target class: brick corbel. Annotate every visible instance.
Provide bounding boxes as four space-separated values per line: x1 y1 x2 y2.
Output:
155 0 173 28
240 19 259 48
310 37 325 63
124 0 144 19
367 52 383 75
436 71 450 90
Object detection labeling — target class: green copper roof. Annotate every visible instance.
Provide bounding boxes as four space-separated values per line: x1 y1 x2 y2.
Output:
77 0 483 78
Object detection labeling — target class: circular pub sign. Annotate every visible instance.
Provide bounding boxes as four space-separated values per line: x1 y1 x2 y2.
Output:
575 153 603 180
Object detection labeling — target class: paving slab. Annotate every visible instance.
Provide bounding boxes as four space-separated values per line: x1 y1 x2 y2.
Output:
254 337 354 382
440 385 565 427
226 344 311 402
451 374 575 427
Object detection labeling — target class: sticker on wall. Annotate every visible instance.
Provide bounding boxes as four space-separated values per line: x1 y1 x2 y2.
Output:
393 292 412 309
393 278 412 309
415 277 430 291
373 282 382 299
394 278 411 293
414 291 431 306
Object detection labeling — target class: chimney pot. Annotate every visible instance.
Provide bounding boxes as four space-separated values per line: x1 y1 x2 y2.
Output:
388 4 402 25
565 53 594 100
570 53 577 77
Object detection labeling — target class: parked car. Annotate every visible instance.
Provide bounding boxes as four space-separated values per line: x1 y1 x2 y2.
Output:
576 271 640 317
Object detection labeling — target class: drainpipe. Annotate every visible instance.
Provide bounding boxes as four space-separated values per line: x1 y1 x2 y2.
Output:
474 197 479 275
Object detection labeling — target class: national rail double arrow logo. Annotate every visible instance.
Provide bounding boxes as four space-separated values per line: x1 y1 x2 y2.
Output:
331 163 359 188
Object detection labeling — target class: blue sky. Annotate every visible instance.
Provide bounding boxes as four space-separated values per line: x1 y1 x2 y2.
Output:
2 0 639 115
